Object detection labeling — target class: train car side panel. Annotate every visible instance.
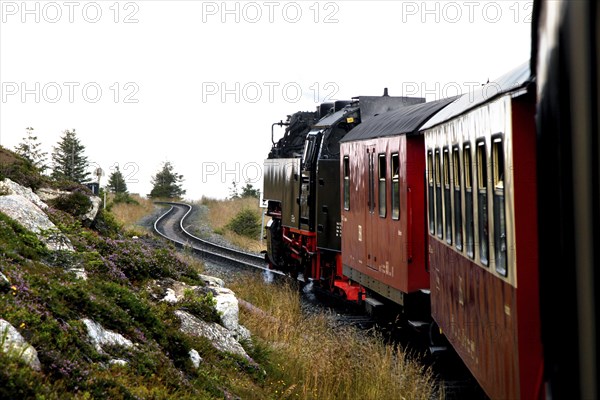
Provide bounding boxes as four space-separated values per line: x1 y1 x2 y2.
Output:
341 136 416 303
427 96 522 399
340 141 368 288
512 92 544 399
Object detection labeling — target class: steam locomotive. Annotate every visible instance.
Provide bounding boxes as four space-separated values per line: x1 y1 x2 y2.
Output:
262 1 598 398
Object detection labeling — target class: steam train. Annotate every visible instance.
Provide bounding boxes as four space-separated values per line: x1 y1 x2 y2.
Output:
262 1 598 398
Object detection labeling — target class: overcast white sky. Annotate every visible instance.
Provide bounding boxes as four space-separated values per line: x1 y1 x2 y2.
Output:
0 0 532 200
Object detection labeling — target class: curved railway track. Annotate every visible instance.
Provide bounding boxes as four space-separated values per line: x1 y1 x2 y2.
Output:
153 202 279 273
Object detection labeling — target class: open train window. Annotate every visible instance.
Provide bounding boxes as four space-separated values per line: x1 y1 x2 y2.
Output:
378 154 387 218
435 149 443 239
453 146 463 251
476 140 489 266
428 150 434 233
343 156 350 211
492 136 507 276
464 143 474 259
391 153 400 220
443 147 452 245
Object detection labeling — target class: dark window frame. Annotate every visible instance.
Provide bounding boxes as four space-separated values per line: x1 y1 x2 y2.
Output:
476 140 489 267
391 153 400 220
453 145 463 251
435 149 443 239
368 149 375 214
443 147 452 245
378 154 387 218
464 142 475 259
492 134 507 276
428 150 435 234
343 156 350 211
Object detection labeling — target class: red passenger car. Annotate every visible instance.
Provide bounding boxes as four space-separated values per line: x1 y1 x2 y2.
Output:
423 63 544 399
339 98 454 312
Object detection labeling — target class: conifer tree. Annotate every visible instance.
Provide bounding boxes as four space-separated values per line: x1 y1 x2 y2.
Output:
51 129 90 183
107 166 128 194
240 181 260 199
14 127 48 172
148 161 186 199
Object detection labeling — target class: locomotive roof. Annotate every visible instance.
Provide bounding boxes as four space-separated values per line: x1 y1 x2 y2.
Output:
312 106 359 128
339 97 457 143
421 61 532 130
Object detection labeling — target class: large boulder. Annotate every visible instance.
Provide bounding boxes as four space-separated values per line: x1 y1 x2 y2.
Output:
175 310 252 361
0 194 74 251
149 278 250 341
0 319 41 371
81 318 133 353
0 178 48 210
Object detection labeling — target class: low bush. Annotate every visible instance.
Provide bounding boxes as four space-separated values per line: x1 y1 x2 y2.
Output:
50 191 92 218
226 208 261 239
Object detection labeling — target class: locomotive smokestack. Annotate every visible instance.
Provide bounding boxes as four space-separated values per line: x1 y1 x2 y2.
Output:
383 88 389 97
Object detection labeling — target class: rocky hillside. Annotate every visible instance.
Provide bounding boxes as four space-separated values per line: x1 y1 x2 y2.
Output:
0 148 268 399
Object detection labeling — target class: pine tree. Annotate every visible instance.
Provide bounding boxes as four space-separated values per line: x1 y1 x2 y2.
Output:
107 166 128 194
148 161 186 199
51 129 90 183
240 181 260 199
14 127 48 172
228 181 240 200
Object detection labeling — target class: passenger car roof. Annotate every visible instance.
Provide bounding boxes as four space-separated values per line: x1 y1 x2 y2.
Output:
339 97 457 143
421 61 532 130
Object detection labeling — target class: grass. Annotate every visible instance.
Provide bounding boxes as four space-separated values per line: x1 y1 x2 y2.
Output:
230 274 439 400
107 193 156 233
199 196 269 253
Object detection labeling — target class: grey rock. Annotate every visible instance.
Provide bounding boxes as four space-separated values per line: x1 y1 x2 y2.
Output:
0 179 48 210
68 267 88 281
175 310 250 360
0 319 41 371
210 287 240 332
0 194 74 251
82 318 133 353
109 359 129 366
189 349 203 368
199 274 224 288
0 271 10 292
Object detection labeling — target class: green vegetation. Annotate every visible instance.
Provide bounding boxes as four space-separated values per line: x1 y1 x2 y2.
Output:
107 166 128 195
148 161 186 199
49 191 93 218
51 129 90 184
231 275 439 400
0 204 276 399
199 196 267 253
226 208 261 239
0 147 46 190
14 127 48 173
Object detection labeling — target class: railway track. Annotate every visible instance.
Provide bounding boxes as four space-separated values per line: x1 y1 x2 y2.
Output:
153 201 280 274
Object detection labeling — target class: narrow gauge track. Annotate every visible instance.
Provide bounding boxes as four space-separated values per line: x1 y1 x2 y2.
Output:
153 202 280 274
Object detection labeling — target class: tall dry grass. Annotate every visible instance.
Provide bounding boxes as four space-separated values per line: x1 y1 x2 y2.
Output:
230 274 440 400
108 194 156 232
200 196 269 253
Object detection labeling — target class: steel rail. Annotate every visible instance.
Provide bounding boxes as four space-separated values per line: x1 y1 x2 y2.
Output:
153 201 281 274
